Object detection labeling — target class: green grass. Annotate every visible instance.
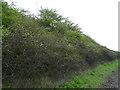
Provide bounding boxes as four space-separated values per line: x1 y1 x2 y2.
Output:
59 60 119 88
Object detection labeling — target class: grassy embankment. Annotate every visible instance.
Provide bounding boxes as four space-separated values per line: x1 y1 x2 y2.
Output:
59 60 119 88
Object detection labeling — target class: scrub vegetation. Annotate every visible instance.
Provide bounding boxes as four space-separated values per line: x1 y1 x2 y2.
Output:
2 1 120 88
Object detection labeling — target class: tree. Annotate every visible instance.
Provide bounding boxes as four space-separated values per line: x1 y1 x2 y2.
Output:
38 8 63 28
38 8 82 33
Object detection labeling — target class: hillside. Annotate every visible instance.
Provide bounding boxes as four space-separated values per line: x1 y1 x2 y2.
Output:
2 2 119 88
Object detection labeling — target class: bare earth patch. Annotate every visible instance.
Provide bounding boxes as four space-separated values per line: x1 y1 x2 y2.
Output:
99 67 119 88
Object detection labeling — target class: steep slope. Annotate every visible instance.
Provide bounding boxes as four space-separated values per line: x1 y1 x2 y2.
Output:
2 2 119 88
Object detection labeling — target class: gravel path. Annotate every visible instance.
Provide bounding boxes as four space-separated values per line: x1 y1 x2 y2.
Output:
99 67 119 88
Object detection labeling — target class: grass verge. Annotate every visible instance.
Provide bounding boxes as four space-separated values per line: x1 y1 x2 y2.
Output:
59 60 119 88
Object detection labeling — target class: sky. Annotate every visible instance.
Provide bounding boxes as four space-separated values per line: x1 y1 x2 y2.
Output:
5 0 119 51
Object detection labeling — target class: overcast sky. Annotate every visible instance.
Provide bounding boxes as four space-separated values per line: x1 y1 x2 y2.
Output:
5 0 119 51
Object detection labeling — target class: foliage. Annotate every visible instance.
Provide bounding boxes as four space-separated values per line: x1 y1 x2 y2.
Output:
2 1 119 88
38 8 63 28
38 8 81 33
2 2 19 28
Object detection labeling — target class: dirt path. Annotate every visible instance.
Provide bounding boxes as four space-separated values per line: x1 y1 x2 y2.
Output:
99 67 119 88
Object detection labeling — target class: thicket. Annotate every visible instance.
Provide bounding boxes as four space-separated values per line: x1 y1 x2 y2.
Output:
2 2 119 88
